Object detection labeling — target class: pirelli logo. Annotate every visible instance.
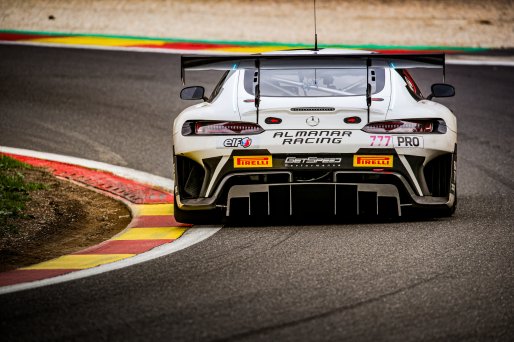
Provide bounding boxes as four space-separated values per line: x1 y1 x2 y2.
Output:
234 156 272 168
353 155 393 168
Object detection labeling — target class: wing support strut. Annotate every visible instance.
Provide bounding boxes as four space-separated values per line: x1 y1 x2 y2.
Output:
366 57 371 123
443 54 446 83
255 59 261 124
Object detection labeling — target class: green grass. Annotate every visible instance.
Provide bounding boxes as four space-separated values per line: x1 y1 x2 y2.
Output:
0 155 46 236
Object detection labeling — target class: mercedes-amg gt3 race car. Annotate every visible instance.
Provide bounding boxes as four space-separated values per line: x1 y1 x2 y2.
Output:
173 49 456 223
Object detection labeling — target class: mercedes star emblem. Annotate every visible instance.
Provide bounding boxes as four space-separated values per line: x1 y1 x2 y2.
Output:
306 116 320 127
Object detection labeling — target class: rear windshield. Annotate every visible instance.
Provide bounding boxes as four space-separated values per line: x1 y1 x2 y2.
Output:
244 68 385 97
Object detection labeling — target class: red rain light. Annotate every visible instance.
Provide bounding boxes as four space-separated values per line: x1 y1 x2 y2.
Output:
265 117 282 124
344 116 362 124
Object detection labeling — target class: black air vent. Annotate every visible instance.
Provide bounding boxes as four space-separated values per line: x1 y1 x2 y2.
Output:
291 107 335 112
176 156 205 199
424 154 452 197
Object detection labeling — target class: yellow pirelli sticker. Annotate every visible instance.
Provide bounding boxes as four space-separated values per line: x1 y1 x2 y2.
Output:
353 155 393 168
234 156 272 168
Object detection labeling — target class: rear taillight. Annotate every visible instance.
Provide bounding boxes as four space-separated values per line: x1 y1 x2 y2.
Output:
362 119 446 134
182 121 264 136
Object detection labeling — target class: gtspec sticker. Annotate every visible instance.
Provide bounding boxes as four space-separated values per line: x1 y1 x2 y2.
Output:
233 156 272 168
219 137 253 148
369 135 424 148
273 130 352 145
285 157 342 167
353 155 393 168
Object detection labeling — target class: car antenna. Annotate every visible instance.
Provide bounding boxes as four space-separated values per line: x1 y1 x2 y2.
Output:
255 59 261 124
313 0 318 51
366 58 371 122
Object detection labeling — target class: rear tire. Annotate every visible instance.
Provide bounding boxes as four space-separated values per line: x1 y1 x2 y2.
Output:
437 149 458 217
435 191 457 217
425 149 457 218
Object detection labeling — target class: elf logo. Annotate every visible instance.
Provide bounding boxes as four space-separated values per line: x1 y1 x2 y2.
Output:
223 137 252 148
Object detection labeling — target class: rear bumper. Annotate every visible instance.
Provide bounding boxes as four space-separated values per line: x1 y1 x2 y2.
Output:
175 169 455 217
175 142 457 217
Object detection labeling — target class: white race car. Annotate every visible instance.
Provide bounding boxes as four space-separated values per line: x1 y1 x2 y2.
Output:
173 49 456 223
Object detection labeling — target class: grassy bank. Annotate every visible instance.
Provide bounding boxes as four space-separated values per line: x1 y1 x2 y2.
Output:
0 155 46 236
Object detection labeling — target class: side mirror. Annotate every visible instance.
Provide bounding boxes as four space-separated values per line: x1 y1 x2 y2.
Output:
428 83 455 100
180 86 207 101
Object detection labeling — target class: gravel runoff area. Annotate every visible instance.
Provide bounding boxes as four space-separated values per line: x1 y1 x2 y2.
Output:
0 0 513 48
0 159 131 272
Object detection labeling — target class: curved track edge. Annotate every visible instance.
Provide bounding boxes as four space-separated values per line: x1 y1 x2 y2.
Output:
0 146 221 295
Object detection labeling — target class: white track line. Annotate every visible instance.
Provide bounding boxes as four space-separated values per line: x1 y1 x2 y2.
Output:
0 227 220 295
0 146 222 295
1 40 514 66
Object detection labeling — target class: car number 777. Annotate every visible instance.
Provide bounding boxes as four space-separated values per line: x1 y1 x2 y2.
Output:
369 135 424 148
370 135 391 146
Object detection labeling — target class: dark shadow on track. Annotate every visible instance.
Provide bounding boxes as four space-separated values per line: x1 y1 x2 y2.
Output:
222 214 448 228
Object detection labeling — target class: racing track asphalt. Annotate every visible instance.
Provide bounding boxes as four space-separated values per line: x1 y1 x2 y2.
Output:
0 45 513 341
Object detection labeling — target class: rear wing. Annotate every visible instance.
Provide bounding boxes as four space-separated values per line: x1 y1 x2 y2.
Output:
180 53 446 123
181 53 445 82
